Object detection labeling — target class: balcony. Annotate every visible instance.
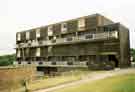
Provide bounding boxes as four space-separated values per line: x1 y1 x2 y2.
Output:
63 37 78 43
31 41 39 47
15 44 19 48
109 31 118 39
16 31 118 48
54 31 118 45
14 61 88 67
94 32 109 39
61 30 67 34
15 43 28 48
56 38 64 44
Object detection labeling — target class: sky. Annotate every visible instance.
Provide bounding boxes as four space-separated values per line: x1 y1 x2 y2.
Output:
0 0 135 55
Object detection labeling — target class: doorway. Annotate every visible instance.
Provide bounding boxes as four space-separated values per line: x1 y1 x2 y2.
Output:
109 55 119 67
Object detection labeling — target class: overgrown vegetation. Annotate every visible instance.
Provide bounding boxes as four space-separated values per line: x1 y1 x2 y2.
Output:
0 54 15 66
0 66 36 92
130 48 135 62
27 70 92 91
52 73 135 92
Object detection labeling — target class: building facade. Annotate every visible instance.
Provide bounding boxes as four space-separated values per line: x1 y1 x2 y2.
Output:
15 14 130 73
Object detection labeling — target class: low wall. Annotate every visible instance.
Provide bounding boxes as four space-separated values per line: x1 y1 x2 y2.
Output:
0 65 36 91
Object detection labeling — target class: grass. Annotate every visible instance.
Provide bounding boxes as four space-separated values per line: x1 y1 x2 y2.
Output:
27 70 92 91
51 73 135 92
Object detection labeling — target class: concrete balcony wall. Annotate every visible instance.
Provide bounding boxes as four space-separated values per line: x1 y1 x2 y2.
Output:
16 31 118 49
14 61 88 67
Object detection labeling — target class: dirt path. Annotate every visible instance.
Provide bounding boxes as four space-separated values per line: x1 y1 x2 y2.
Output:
34 68 135 92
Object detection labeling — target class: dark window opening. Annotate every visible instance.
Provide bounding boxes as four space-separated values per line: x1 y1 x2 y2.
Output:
66 37 73 41
109 55 119 67
67 61 73 65
36 57 42 61
39 61 43 65
18 61 21 64
79 56 88 61
48 36 53 40
52 62 56 65
28 61 31 64
63 23 67 28
52 39 56 43
85 34 93 39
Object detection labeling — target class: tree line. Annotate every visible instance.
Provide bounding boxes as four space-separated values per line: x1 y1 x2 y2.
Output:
0 54 15 66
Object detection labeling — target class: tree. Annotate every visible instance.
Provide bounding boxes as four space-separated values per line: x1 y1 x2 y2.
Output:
130 48 135 62
0 54 15 66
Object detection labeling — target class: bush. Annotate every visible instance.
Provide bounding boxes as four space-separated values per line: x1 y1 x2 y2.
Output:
0 54 15 66
130 48 135 62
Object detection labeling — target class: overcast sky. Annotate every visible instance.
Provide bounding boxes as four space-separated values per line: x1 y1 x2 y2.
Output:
0 0 135 55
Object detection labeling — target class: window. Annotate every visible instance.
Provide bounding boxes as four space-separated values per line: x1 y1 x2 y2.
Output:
52 39 56 43
61 23 67 33
85 34 93 39
104 27 111 32
48 26 53 36
53 36 56 40
39 61 43 65
26 48 29 55
52 36 56 43
111 31 118 39
48 46 52 52
78 18 85 30
66 37 73 41
52 62 56 65
28 61 31 64
36 29 40 38
67 62 73 65
17 33 21 41
36 48 40 57
26 31 30 40
18 61 21 64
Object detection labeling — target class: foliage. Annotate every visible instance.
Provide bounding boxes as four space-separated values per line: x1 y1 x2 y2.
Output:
130 48 135 62
0 54 15 66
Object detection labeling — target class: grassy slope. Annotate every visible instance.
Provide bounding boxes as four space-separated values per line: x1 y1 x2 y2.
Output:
28 70 91 91
52 73 135 92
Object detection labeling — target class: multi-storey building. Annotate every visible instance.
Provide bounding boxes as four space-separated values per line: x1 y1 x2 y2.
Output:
15 14 130 73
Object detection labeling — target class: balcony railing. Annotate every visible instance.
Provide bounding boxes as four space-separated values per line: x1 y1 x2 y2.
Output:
14 61 88 67
16 31 118 48
31 41 39 47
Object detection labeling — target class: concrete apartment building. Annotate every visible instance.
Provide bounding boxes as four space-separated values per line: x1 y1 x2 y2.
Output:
15 14 130 73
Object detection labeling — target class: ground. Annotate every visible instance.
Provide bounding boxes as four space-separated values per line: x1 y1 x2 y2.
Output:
51 72 135 92
34 68 135 92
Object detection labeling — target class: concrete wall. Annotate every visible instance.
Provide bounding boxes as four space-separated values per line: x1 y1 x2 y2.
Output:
119 24 130 67
15 14 130 70
0 66 36 91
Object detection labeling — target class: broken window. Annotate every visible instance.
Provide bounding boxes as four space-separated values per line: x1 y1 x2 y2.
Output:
17 33 21 41
26 31 30 40
48 26 53 36
61 23 67 33
78 18 85 30
36 48 40 57
36 28 40 38
85 34 93 39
